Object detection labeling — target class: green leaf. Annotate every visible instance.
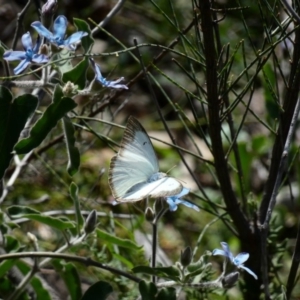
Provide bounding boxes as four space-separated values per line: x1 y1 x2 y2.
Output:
0 260 17 277
52 261 82 300
0 277 14 296
73 18 94 53
252 135 271 156
237 142 252 194
24 215 75 230
64 263 82 300
30 277 54 300
69 182 84 234
112 252 134 268
62 58 89 90
53 48 73 74
16 260 53 300
63 117 80 176
7 206 75 230
96 229 142 251
7 205 41 217
132 266 180 281
54 83 64 100
81 281 113 300
262 63 280 120
14 85 77 154
0 86 38 179
156 287 176 300
139 281 157 300
4 235 20 252
0 45 5 58
186 261 206 277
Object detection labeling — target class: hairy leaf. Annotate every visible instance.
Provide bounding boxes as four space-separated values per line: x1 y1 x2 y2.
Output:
96 229 142 251
69 182 84 234
63 117 80 176
73 18 94 53
81 281 113 300
139 281 157 300
14 85 77 154
0 86 38 179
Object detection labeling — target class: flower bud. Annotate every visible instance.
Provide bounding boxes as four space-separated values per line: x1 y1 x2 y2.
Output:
222 272 239 288
41 0 58 29
180 246 193 267
41 0 58 16
27 232 37 243
145 207 155 222
84 210 97 234
63 81 78 97
39 43 49 56
27 232 39 251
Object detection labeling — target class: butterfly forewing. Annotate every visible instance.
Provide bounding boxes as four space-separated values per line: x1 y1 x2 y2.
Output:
120 177 182 202
109 117 160 200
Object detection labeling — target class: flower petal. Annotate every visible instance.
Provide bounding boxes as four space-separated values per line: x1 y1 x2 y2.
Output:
166 188 199 212
105 78 128 89
21 32 33 51
32 54 49 64
212 249 226 256
53 15 67 40
90 58 128 90
220 242 234 262
31 21 54 41
171 187 190 199
63 31 88 48
238 265 258 280
90 58 103 79
177 199 200 211
166 198 199 211
3 51 26 61
32 35 42 53
14 59 30 75
166 198 179 211
234 252 249 266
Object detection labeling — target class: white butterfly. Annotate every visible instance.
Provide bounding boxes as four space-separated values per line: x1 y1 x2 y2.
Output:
109 116 183 202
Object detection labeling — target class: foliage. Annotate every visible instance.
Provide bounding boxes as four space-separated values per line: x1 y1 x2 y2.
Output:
0 0 300 299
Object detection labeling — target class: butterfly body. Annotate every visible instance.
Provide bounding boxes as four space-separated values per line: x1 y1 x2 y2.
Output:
109 117 182 202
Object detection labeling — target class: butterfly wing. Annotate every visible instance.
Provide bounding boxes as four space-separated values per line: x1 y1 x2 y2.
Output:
120 177 182 202
109 116 160 201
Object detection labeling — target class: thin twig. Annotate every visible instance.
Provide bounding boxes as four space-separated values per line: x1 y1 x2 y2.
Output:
286 215 300 299
0 251 141 283
198 0 250 236
281 0 300 24
91 0 126 35
11 210 133 224
0 152 33 203
87 18 196 118
12 0 33 50
134 39 210 205
6 261 37 300
260 97 300 298
2 81 54 89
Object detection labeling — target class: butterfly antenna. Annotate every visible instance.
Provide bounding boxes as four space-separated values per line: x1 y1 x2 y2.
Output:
166 165 177 175
166 166 187 185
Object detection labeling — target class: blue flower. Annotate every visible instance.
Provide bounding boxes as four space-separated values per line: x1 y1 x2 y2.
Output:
166 187 200 212
90 58 128 90
31 15 88 50
3 32 49 75
212 242 258 280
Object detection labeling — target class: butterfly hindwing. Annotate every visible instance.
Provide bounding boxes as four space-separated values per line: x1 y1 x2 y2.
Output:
120 177 182 202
